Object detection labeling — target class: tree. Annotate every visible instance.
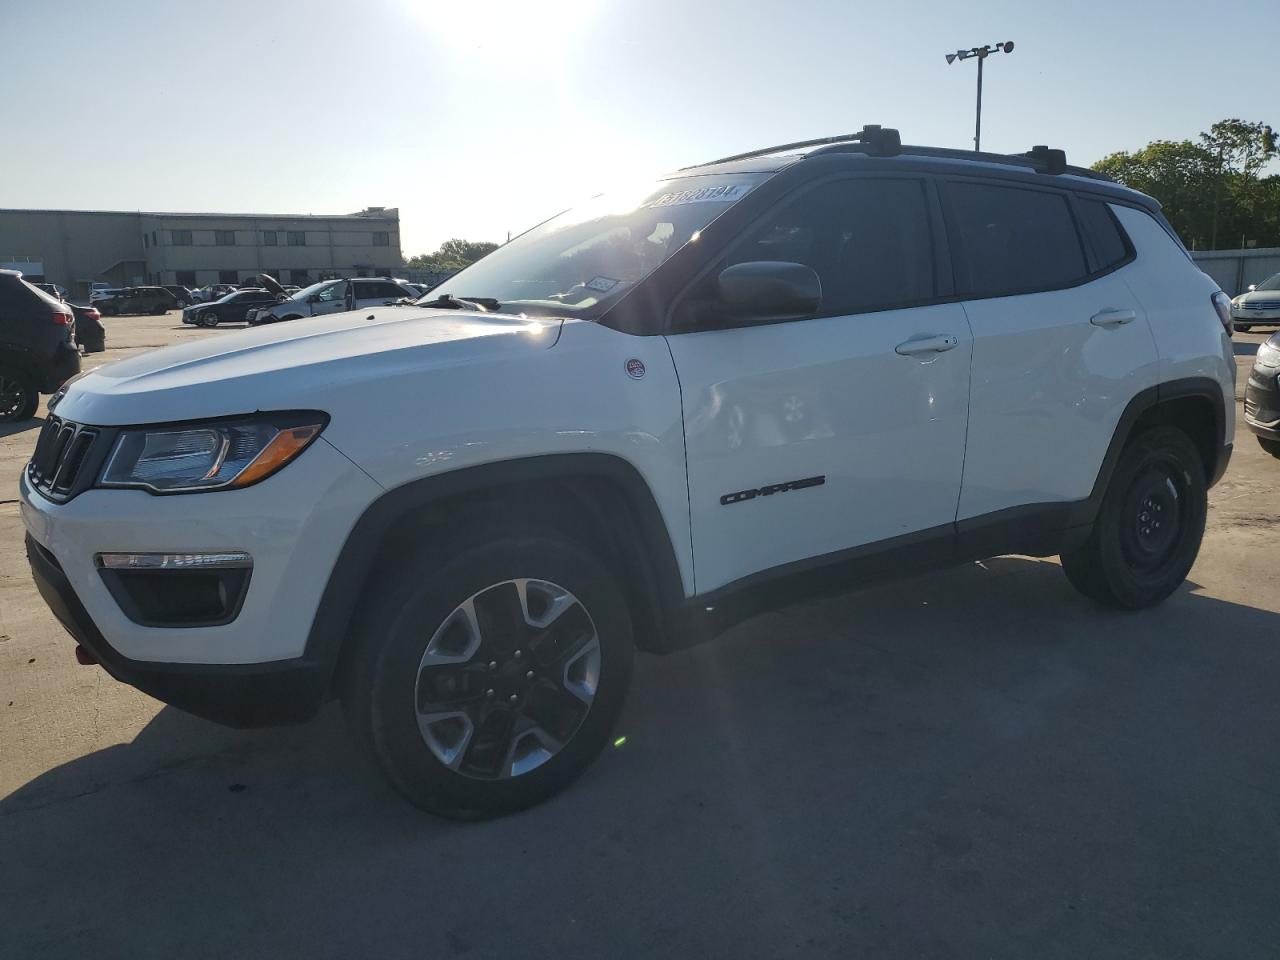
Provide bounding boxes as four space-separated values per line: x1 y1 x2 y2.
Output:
1092 119 1279 250
406 239 499 272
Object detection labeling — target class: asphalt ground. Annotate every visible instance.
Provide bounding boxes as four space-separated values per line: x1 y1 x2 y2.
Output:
2 315 1278 959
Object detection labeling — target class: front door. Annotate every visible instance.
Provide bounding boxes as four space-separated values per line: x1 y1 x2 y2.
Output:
311 280 350 316
666 177 973 594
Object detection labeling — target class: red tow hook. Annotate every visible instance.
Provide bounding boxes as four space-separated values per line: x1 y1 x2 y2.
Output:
74 645 98 666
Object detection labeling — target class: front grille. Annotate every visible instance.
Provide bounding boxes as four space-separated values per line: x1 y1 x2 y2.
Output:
28 416 104 502
1247 300 1280 310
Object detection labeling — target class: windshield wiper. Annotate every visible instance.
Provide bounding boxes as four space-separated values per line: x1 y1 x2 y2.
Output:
416 293 502 312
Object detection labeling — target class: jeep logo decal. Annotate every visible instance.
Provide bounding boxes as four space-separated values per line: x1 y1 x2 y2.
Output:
720 475 825 506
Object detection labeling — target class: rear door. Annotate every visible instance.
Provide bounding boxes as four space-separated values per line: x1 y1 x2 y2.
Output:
939 179 1157 521
666 176 973 593
352 279 405 308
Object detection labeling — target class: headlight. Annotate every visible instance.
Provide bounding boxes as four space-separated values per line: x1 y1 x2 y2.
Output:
1257 339 1280 369
100 411 327 493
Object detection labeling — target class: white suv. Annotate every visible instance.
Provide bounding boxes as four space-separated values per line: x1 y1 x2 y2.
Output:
21 128 1236 818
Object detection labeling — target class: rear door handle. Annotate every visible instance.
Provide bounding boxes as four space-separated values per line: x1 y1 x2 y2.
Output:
1090 308 1136 327
895 334 959 356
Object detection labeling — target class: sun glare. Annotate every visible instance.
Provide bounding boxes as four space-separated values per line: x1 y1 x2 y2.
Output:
402 0 600 50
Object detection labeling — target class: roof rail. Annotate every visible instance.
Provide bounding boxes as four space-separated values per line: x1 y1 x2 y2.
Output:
695 125 902 168
688 129 1115 183
1023 145 1067 175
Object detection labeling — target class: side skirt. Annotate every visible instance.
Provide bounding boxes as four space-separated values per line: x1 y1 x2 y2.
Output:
664 501 1087 649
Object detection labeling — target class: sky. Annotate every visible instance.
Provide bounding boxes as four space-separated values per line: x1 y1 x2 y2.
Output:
3 0 1277 257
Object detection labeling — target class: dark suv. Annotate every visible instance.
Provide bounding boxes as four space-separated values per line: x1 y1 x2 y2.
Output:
98 286 179 316
0 270 80 422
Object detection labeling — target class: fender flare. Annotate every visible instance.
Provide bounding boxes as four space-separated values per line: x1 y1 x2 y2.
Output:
303 452 688 689
1065 376 1229 530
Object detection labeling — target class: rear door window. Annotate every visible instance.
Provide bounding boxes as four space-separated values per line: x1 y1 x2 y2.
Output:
939 181 1088 297
1075 198 1132 271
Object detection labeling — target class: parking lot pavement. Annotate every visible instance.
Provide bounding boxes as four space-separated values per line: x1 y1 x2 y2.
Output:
2 323 1279 959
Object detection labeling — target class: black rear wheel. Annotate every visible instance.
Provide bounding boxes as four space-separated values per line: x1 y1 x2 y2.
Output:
1061 427 1206 609
342 531 634 819
0 366 39 422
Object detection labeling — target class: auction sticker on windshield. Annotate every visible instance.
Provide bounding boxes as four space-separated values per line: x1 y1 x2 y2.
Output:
645 184 751 207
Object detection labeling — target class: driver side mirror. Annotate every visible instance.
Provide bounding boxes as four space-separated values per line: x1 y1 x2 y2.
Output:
716 261 822 324
306 295 319 304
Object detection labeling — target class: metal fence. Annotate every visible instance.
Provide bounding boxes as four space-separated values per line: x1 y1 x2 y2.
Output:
1192 247 1280 297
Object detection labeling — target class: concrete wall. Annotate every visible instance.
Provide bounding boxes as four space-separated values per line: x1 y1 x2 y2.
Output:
1192 247 1280 297
0 208 402 298
0 210 144 297
140 211 401 288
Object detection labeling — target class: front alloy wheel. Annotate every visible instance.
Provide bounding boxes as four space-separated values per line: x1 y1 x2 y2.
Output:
415 579 601 780
343 533 634 818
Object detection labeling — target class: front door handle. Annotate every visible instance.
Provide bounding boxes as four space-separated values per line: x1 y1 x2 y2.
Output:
1090 308 1137 327
895 334 959 356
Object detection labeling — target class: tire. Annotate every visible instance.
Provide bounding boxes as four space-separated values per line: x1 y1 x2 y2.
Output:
342 530 634 819
1258 436 1280 459
198 311 219 328
0 366 39 422
1235 324 1252 333
1061 426 1207 610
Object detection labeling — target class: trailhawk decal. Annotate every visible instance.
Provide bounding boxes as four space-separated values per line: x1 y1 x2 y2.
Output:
645 183 751 207
720 475 826 506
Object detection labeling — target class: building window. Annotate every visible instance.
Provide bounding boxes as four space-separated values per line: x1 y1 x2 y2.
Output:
372 231 389 246
290 269 309 284
287 231 306 246
176 270 197 286
215 230 236 246
263 231 278 246
219 270 238 284
143 233 149 248
172 230 192 245
152 231 157 246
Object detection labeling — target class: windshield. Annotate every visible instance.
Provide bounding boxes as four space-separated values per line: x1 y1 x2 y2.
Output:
290 280 328 301
415 173 765 318
1256 273 1280 292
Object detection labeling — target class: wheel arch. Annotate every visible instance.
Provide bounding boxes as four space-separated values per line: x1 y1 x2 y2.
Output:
308 453 688 696
1067 376 1229 530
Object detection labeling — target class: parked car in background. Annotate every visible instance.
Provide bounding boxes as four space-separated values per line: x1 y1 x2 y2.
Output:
1243 331 1280 458
31 282 69 300
182 288 281 327
249 276 418 325
69 303 106 353
89 287 122 305
1231 273 1280 332
0 269 79 421
97 286 179 316
163 285 196 306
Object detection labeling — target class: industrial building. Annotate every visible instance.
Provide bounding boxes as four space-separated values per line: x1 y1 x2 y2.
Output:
0 206 401 298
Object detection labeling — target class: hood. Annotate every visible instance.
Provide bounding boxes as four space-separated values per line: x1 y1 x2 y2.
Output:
1239 287 1280 302
250 272 288 297
56 307 564 426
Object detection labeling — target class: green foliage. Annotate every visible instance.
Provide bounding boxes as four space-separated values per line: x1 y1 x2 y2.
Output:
1092 120 1278 250
406 239 500 272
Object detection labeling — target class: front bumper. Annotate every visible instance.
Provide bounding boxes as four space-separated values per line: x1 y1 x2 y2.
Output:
26 534 324 727
20 434 382 664
1244 365 1280 440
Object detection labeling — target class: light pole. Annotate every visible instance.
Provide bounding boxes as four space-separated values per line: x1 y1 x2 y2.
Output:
945 42 1014 152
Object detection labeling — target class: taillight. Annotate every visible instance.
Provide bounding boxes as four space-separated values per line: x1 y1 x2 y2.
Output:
50 306 72 326
85 308 101 320
1211 291 1233 335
